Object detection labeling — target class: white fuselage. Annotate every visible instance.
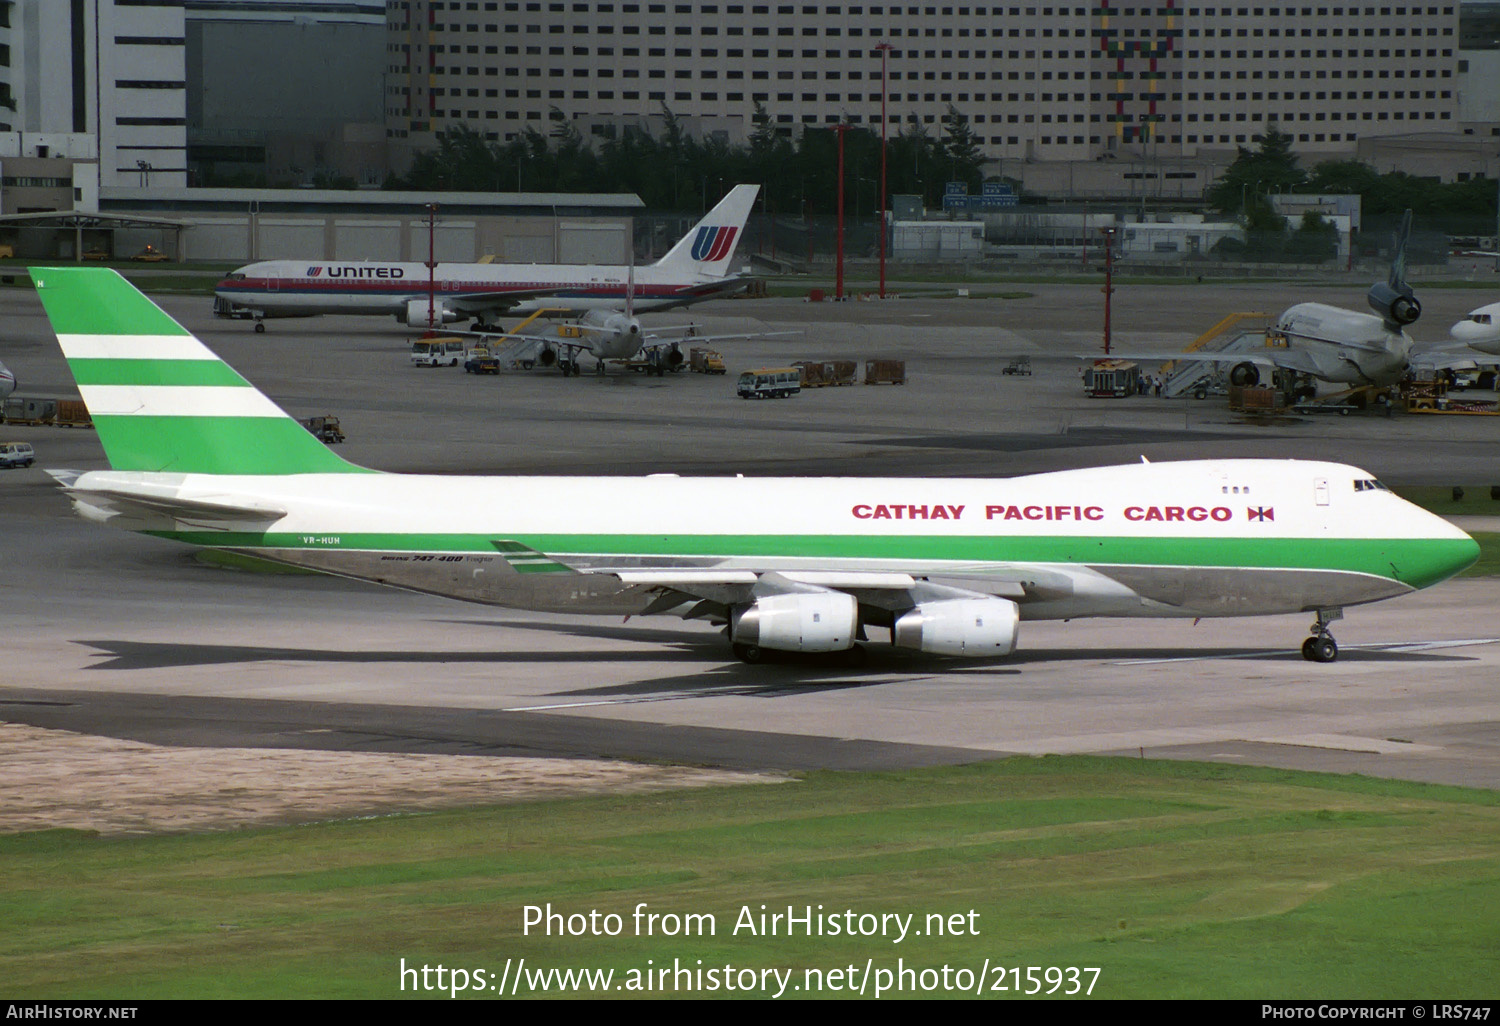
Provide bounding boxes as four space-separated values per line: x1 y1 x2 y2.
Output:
66 459 1477 621
214 260 737 321
1451 302 1500 355
1276 302 1413 385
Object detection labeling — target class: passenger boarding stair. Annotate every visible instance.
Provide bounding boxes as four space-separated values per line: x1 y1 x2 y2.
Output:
1158 312 1272 398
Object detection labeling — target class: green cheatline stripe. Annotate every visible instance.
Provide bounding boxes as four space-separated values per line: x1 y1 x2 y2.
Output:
68 358 250 388
93 416 372 475
144 531 1479 589
31 266 190 337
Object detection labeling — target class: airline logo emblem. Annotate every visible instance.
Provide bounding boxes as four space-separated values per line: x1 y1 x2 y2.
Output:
307 267 323 277
691 226 739 262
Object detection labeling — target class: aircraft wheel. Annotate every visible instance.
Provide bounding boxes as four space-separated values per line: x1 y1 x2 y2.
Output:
733 642 765 664
254 322 265 333
1302 636 1338 663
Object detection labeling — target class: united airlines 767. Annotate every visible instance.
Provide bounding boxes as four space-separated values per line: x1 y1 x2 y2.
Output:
213 185 760 332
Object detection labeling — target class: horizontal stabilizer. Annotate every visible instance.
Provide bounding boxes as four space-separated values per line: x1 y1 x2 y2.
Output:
62 483 287 530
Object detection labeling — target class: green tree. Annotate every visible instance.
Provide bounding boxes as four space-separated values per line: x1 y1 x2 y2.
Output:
1286 211 1339 262
1206 126 1307 215
940 105 986 193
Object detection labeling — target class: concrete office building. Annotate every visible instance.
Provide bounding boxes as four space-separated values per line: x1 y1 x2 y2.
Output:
384 0 1488 193
0 0 186 193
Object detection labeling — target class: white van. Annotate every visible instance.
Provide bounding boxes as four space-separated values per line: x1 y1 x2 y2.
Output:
0 441 35 468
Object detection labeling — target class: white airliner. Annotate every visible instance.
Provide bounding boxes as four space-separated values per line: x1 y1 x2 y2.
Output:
35 268 1479 665
0 359 14 399
213 185 761 332
1124 211 1427 391
1450 301 1500 355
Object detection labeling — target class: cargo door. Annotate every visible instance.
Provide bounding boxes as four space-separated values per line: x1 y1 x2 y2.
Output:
1314 477 1330 506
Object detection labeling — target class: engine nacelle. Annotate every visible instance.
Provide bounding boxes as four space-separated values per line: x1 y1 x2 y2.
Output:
404 298 464 328
1228 362 1260 387
664 344 685 369
1367 281 1421 327
730 591 858 653
892 598 1019 657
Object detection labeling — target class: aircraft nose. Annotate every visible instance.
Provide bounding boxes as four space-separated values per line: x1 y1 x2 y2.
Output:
1406 519 1481 588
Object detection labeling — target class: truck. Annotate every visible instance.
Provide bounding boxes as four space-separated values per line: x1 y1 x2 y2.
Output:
1084 359 1139 398
410 337 464 367
737 367 802 399
464 345 501 374
689 347 727 374
298 415 345 444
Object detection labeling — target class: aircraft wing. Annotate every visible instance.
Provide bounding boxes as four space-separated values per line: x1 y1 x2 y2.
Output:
607 564 1087 621
1407 343 1500 371
443 287 570 315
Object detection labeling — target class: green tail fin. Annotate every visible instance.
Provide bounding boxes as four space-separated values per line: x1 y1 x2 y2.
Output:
31 267 370 476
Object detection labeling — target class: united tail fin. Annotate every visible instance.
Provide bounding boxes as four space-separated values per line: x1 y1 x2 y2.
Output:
31 267 370 476
652 184 759 279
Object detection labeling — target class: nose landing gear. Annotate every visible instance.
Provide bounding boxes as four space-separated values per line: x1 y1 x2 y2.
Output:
1301 608 1343 662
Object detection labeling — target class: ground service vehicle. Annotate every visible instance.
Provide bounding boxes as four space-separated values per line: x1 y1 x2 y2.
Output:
465 346 501 374
0 441 35 468
738 368 802 399
411 338 464 367
298 416 345 444
690 347 727 374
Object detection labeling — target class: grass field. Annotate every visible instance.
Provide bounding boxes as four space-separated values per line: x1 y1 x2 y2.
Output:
3 756 1497 999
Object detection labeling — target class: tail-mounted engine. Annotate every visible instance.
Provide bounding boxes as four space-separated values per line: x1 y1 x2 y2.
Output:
1367 281 1420 327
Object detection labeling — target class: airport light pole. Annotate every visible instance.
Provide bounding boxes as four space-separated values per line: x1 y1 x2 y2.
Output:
426 203 438 331
876 42 891 299
834 123 848 300
1100 225 1117 355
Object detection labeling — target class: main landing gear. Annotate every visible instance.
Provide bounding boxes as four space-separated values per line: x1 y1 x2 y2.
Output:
1301 608 1343 663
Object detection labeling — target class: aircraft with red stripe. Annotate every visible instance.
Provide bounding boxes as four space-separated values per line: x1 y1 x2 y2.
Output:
213 185 760 333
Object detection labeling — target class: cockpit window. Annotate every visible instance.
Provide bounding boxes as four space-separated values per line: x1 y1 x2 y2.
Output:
225 272 245 281
1353 479 1388 492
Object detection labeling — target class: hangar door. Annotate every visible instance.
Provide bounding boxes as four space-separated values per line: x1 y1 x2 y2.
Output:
335 220 402 260
409 221 475 262
188 218 250 262
258 220 326 259
558 223 627 264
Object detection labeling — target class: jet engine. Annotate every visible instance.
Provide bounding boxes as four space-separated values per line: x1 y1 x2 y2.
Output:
664 344 685 369
892 597 1019 657
730 591 858 653
1367 281 1421 327
1228 362 1260 387
404 298 465 328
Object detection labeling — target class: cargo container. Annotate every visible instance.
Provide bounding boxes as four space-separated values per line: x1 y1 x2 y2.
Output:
53 399 94 428
864 359 907 385
1 397 57 425
795 360 858 388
